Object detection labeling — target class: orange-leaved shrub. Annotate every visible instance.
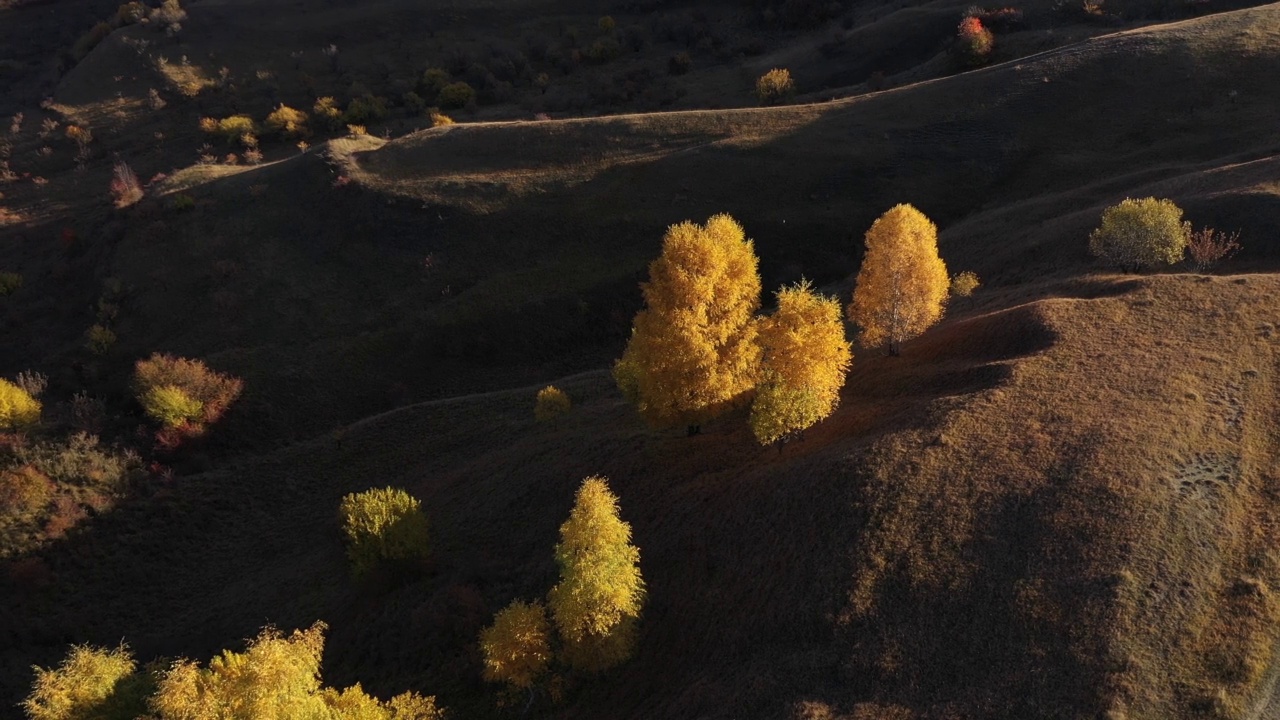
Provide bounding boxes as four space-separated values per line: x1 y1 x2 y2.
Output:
132 353 243 429
955 17 994 66
615 214 761 432
548 476 645 672
750 281 852 445
848 204 950 356
1186 227 1241 272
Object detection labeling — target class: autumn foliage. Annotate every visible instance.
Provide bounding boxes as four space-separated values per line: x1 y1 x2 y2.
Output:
848 204 950 355
615 214 761 431
132 353 243 430
751 281 852 445
0 379 40 430
480 600 553 689
535 385 571 421
548 476 645 672
955 17 995 66
338 487 430 577
149 622 444 720
1088 197 1190 270
23 645 150 720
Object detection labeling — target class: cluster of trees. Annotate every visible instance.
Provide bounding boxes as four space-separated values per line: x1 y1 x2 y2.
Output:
616 204 954 444
480 477 644 701
24 623 444 720
1088 196 1241 271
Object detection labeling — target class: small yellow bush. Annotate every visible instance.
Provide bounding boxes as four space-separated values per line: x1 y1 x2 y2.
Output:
429 111 454 127
313 96 344 130
535 385 571 421
951 271 981 297
198 115 256 142
140 385 204 427
1088 197 1190 270
339 487 430 577
755 68 795 105
24 645 149 720
480 600 552 689
264 104 310 138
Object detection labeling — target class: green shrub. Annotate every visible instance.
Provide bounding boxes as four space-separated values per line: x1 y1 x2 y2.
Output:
584 37 622 64
0 378 40 430
419 68 450 100
951 271 981 297
140 385 203 427
534 385 571 421
24 645 150 720
402 91 427 114
339 487 430 577
0 271 22 296
84 325 116 355
171 193 194 212
437 82 475 109
1088 197 1191 270
755 68 795 105
342 95 388 125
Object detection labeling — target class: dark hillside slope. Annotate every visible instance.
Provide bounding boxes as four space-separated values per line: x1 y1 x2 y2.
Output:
7 2 1275 450
6 273 1280 720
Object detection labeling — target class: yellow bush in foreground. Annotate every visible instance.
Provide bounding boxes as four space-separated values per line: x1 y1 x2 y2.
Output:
24 645 149 720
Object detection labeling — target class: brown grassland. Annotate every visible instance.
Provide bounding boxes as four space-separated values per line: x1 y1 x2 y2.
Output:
5 0 1280 718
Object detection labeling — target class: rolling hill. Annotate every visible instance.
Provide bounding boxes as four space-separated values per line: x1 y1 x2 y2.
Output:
5 1 1280 718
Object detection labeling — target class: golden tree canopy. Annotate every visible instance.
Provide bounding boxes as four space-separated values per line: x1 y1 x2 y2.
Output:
480 600 552 689
750 281 852 445
547 476 645 672
616 214 762 429
847 204 949 355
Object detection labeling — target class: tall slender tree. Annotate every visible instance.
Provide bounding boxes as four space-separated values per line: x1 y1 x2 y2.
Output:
848 204 950 355
547 477 645 673
615 214 762 434
751 281 852 446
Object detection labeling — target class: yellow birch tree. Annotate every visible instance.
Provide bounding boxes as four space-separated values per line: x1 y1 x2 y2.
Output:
750 281 852 445
615 214 761 434
847 204 949 355
480 600 552 690
547 476 645 673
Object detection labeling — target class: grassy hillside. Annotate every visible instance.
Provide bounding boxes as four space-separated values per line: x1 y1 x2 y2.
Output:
6 272 1280 720
5 1 1280 718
